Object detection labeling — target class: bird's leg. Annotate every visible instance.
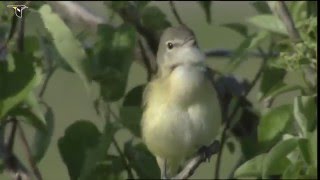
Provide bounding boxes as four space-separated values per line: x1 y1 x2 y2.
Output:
161 159 169 179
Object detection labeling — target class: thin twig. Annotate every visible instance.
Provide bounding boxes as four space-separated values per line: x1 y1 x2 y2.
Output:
138 37 156 81
17 123 43 180
111 137 134 179
169 1 184 25
267 1 302 43
98 103 134 179
173 141 220 179
38 66 57 98
214 47 268 179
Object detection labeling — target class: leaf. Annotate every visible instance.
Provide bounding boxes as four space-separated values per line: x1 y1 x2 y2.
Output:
258 104 293 143
58 120 101 180
263 138 298 178
248 15 288 35
309 129 317 167
298 138 311 164
31 101 54 163
79 123 118 180
93 24 137 102
234 153 266 178
222 23 248 37
293 95 317 136
258 66 286 101
122 85 145 106
198 1 212 24
250 1 272 14
226 141 235 153
141 6 171 33
120 107 142 137
227 31 269 72
262 83 302 101
120 85 145 137
86 155 126 180
281 160 303 179
124 141 160 179
38 5 91 91
0 52 37 119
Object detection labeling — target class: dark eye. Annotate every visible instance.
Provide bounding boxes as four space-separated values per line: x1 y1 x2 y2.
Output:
167 42 174 49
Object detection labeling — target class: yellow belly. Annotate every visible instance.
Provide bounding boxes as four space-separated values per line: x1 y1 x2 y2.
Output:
141 65 221 161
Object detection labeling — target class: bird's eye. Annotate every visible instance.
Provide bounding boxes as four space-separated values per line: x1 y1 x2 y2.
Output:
167 42 174 50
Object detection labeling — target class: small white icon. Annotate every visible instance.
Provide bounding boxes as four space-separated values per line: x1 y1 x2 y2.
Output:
7 5 28 18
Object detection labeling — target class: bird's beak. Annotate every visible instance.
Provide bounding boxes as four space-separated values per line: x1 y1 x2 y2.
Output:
183 38 197 47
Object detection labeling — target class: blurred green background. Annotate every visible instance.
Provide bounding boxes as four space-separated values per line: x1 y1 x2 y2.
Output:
1 1 303 179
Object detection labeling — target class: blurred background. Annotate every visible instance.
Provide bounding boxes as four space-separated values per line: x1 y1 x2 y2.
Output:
1 1 304 179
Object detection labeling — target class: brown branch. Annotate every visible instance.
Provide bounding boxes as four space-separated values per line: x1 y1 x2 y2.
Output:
172 141 220 179
169 1 184 25
17 123 43 180
267 1 302 43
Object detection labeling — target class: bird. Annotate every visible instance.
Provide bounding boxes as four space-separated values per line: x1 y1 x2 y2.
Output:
141 25 221 179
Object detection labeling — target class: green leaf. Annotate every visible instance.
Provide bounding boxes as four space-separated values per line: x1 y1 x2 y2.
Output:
198 1 212 24
262 82 302 101
38 5 91 91
281 160 304 179
309 129 317 167
221 23 248 37
226 141 235 153
141 6 171 33
86 155 126 180
120 85 145 137
298 138 311 164
79 123 118 180
8 106 46 132
124 141 160 179
58 120 101 180
0 53 37 119
263 138 298 178
258 104 293 143
248 15 288 35
123 85 145 106
226 31 269 72
120 106 142 137
258 66 286 101
31 101 54 163
234 153 266 178
293 95 317 136
93 24 137 102
250 1 272 14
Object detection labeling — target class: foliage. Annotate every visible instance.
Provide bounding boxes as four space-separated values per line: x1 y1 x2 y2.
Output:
0 1 317 180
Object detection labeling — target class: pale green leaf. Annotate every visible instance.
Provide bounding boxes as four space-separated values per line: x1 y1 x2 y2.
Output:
248 15 288 35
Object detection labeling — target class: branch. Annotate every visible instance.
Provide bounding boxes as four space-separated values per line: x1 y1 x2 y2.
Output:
267 1 302 43
1 119 31 180
17 123 43 180
169 1 184 25
204 48 278 58
172 141 220 179
214 47 268 179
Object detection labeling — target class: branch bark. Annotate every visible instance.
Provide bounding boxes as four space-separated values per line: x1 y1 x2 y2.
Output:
172 141 220 179
267 1 302 43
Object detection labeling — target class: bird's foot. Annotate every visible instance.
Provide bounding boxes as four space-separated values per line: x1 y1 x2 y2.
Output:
198 145 212 162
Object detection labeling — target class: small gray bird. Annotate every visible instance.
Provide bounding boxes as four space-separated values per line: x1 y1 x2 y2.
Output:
141 25 221 178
